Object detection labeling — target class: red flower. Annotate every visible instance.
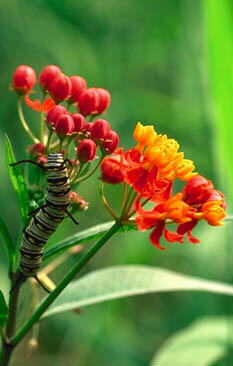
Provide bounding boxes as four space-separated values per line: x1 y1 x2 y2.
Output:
78 88 100 115
39 65 61 92
77 139 97 162
95 88 111 114
24 94 56 112
46 105 67 126
90 119 111 141
102 130 119 154
183 175 214 205
70 76 87 102
13 65 36 94
48 74 71 101
28 143 45 156
55 114 74 136
177 220 200 244
100 154 125 184
72 113 85 133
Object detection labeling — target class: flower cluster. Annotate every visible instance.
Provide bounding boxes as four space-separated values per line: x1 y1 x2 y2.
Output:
100 123 226 249
11 64 119 213
11 65 226 250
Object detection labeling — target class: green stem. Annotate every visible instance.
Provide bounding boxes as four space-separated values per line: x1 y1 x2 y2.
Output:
120 187 134 219
64 136 73 158
73 156 104 185
0 271 23 365
59 138 63 152
39 93 46 144
11 222 119 347
45 130 53 154
17 96 39 143
70 163 85 185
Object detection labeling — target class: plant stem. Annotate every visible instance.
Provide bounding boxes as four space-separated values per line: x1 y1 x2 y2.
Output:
45 129 53 154
73 156 104 185
17 96 39 144
11 222 119 347
39 93 46 144
0 271 24 365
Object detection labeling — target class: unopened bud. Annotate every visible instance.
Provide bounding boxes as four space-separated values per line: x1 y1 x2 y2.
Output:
72 113 86 133
102 130 119 154
90 119 111 140
46 105 67 126
39 65 61 92
70 75 87 102
48 74 71 101
95 88 111 114
77 139 97 162
78 88 99 115
12 65 36 94
100 154 124 184
55 114 74 136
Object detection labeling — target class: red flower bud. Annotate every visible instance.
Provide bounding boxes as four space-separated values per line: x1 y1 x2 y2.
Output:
95 88 111 114
39 65 61 91
102 130 119 153
70 76 87 102
69 191 89 211
28 143 46 156
90 119 111 140
206 189 226 209
100 154 124 184
48 74 71 101
82 122 92 134
46 105 67 126
55 114 74 136
12 65 36 94
78 88 99 115
77 139 97 162
183 175 214 205
37 155 47 165
72 113 85 133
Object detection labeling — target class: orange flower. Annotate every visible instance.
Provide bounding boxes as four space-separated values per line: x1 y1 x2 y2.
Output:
24 94 56 112
202 201 226 226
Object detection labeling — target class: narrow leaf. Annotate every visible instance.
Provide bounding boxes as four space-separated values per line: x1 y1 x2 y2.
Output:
5 135 30 226
203 0 233 194
42 266 233 319
0 215 14 271
151 316 230 365
0 291 8 327
42 221 135 262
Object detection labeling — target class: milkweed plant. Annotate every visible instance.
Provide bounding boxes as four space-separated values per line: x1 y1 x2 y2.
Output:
0 64 227 365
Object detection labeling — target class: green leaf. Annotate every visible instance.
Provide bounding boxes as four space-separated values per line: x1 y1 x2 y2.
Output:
5 135 30 226
0 215 14 271
151 316 230 365
42 266 233 319
203 1 233 194
42 221 135 262
0 291 8 327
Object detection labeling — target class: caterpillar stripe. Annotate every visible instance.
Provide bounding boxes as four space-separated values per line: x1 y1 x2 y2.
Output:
19 153 71 277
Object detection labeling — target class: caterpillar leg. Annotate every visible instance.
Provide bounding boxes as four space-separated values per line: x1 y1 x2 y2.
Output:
62 158 73 168
65 210 79 225
34 275 52 294
10 160 45 171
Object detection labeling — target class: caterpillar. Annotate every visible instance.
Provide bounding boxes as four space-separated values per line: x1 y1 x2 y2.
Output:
11 153 78 291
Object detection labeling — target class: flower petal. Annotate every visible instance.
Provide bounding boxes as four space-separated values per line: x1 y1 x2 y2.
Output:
164 227 184 243
149 223 165 250
24 94 55 112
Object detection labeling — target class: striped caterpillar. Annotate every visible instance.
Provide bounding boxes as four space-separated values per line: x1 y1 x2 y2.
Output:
11 153 78 291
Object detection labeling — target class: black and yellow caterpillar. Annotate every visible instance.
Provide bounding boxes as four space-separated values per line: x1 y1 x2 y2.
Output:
11 153 78 289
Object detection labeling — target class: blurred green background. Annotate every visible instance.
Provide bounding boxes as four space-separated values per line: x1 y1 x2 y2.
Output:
0 0 232 365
